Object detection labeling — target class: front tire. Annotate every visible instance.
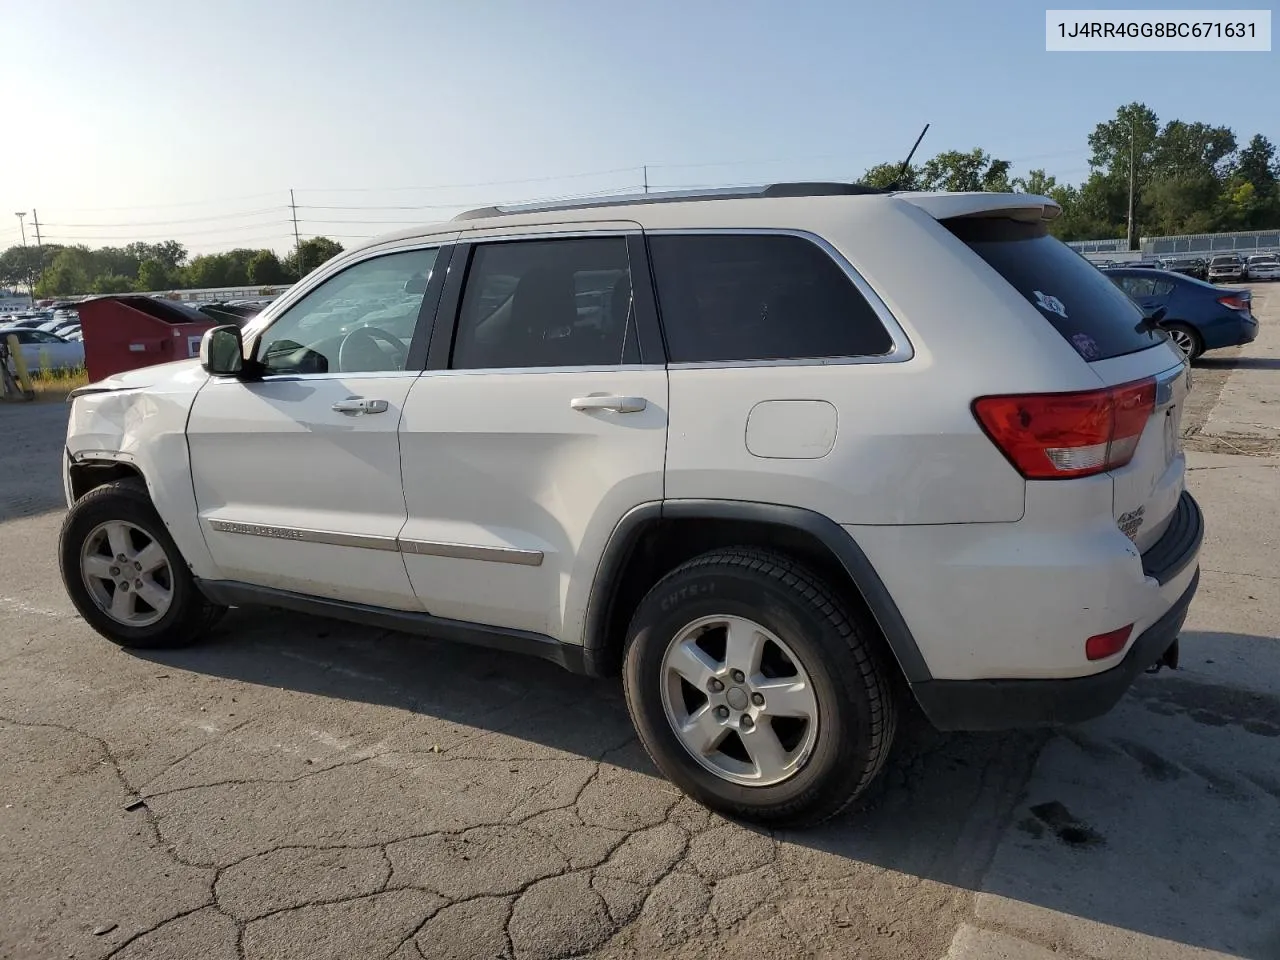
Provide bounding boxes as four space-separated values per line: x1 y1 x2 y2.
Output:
59 479 225 649
622 547 898 827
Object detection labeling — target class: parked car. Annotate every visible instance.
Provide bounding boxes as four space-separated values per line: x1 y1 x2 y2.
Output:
1162 257 1208 281
2 327 85 374
59 183 1201 826
1245 254 1280 281
1 314 54 330
1207 254 1246 283
1104 267 1257 360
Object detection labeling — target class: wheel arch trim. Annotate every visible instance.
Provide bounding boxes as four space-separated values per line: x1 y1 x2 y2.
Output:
582 499 933 684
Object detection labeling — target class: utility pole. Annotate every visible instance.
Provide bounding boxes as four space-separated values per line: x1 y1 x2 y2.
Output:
1126 118 1137 251
290 189 304 279
643 165 649 194
31 209 43 295
13 212 32 303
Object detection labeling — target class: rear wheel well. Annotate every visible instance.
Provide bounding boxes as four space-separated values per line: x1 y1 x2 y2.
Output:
590 516 903 688
68 460 145 503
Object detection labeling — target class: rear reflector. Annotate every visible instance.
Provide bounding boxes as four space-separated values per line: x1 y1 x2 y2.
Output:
973 377 1157 480
1218 294 1251 311
1086 624 1133 661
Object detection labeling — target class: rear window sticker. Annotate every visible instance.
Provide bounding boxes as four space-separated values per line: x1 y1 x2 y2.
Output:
1033 290 1068 319
1071 333 1101 360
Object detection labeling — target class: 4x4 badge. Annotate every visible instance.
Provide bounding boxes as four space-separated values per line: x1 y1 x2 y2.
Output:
1033 290 1068 319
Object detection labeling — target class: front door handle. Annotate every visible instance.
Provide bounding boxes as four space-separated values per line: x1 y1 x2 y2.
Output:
332 397 389 415
570 395 647 414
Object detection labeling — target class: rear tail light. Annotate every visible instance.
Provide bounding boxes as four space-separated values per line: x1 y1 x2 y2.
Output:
1086 624 1133 661
972 377 1157 480
1218 294 1251 311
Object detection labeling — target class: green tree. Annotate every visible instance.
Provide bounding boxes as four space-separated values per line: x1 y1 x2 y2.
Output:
284 237 344 278
248 249 287 285
861 162 918 190
183 254 231 289
92 274 134 294
1236 135 1277 188
918 148 1012 192
35 246 96 296
1155 120 1236 178
1013 169 1059 196
1087 102 1161 181
125 240 188 272
136 259 173 291
0 245 43 290
93 246 144 281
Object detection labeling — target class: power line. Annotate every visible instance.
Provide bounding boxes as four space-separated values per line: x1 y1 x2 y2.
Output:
34 191 284 214
295 166 641 194
38 207 288 228
41 224 292 242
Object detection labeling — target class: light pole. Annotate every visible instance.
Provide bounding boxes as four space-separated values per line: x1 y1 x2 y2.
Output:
13 212 33 304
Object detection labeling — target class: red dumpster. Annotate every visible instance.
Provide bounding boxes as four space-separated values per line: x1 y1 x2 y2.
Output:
78 296 217 383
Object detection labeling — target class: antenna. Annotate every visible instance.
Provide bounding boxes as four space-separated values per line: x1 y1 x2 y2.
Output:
887 123 930 191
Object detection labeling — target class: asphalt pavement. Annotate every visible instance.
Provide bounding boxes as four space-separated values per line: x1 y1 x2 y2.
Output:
2 287 1277 960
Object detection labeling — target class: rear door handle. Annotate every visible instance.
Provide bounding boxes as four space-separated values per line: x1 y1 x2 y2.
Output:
570 395 647 414
332 397 389 415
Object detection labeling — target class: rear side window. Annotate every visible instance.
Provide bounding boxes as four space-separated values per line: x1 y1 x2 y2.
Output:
1113 275 1175 298
648 233 893 363
451 237 638 370
945 218 1163 361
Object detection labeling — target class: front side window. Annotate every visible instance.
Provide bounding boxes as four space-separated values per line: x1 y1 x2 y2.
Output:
255 248 438 375
648 233 893 363
451 237 637 370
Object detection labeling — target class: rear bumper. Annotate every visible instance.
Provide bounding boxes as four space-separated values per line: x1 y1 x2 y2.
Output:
913 567 1198 731
1201 314 1258 350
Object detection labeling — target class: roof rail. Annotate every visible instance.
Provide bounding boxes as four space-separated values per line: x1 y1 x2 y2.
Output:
452 181 890 221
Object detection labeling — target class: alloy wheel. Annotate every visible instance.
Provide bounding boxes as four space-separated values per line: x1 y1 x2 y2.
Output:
80 520 174 627
660 614 819 786
1168 327 1196 359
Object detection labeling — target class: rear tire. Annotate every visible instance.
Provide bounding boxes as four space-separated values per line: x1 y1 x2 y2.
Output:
58 479 225 649
622 547 898 827
1163 322 1203 361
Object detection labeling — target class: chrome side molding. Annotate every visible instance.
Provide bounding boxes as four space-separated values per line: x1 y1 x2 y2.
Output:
207 519 543 567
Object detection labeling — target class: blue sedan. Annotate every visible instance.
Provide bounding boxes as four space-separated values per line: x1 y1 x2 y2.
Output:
1103 267 1259 360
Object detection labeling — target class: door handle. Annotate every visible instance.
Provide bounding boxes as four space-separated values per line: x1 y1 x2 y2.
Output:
332 397 389 415
570 395 647 414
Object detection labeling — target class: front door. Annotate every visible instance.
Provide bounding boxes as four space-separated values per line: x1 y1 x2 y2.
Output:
187 243 448 610
397 231 668 641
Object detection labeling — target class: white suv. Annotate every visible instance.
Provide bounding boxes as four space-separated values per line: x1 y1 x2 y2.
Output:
59 183 1202 826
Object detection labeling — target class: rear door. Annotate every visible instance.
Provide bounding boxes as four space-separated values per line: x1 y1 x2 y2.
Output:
946 216 1187 551
1111 272 1175 319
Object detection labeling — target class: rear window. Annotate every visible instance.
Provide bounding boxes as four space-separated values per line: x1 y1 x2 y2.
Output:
944 217 1164 361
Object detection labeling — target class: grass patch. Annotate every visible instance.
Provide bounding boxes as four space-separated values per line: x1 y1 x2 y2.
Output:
30 365 89 402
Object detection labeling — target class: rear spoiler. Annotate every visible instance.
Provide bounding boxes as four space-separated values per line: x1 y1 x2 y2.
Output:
896 191 1061 223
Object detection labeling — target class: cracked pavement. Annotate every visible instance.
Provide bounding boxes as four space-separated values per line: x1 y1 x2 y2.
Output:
3 287 1279 960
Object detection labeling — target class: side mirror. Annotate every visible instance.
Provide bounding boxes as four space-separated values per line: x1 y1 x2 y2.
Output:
200 325 245 376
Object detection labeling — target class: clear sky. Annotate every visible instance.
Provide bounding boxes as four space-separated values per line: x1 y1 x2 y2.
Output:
2 0 1275 254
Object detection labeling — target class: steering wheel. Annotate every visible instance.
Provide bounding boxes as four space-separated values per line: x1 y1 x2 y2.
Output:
337 325 409 373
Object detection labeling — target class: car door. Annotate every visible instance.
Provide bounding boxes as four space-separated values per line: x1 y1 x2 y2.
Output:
1137 276 1176 316
18 330 57 370
186 241 453 610
397 228 668 641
